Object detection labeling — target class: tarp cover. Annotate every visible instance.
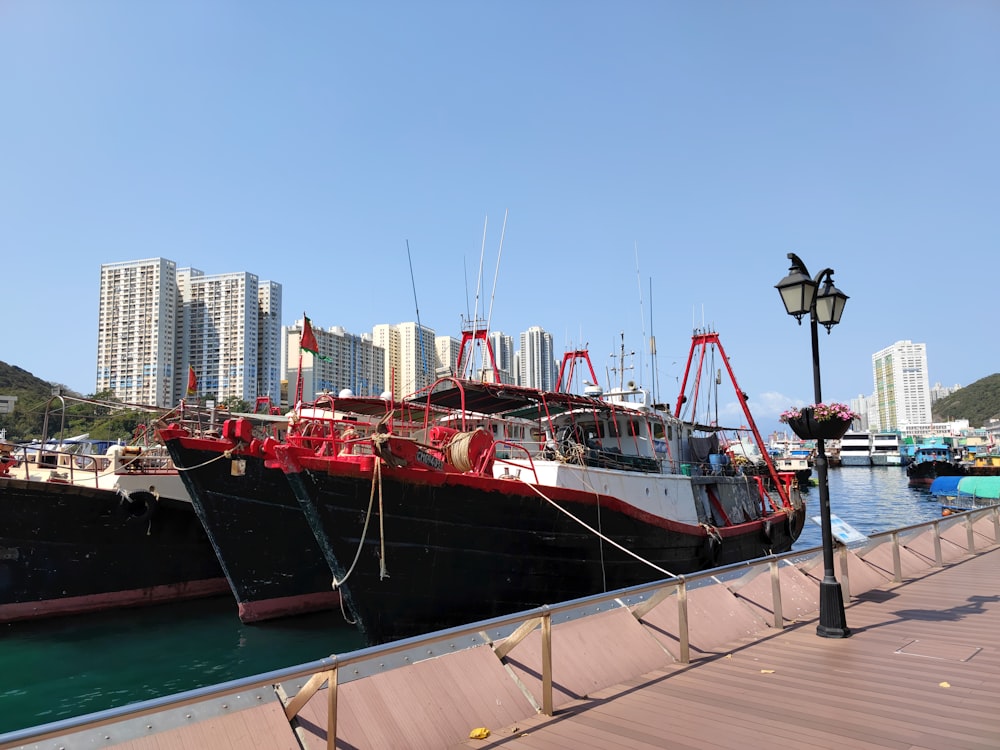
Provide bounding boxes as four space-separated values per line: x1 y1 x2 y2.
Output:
956 476 1000 500
929 476 963 497
688 434 720 463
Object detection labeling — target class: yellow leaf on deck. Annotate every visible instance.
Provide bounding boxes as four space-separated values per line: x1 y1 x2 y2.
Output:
939 681 951 688
760 669 775 674
470 727 491 739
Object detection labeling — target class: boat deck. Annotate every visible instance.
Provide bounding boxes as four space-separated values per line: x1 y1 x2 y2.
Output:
3 511 1000 750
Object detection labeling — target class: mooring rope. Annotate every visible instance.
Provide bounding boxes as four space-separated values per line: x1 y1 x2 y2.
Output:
332 453 389 588
522 481 678 578
173 450 232 472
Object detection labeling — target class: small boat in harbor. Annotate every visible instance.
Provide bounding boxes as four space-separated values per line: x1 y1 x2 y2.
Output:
261 329 805 645
906 442 965 488
931 475 1000 513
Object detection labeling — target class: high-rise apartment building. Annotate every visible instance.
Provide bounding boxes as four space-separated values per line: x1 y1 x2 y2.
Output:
434 335 461 379
519 326 556 390
373 322 436 398
488 331 516 384
96 258 178 406
871 340 931 431
97 258 281 408
284 320 384 401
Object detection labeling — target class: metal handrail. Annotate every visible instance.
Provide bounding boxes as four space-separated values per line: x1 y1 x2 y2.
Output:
2 503 997 750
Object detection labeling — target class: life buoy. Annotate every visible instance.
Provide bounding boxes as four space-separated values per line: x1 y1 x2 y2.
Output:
122 490 157 523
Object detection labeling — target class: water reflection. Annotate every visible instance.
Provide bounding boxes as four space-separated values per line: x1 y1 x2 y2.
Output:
794 466 940 550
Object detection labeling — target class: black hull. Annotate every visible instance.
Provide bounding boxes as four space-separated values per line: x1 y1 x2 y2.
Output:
164 438 340 622
907 461 965 488
284 464 805 645
0 477 226 623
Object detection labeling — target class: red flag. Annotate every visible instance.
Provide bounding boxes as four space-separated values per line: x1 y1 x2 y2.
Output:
187 365 197 396
301 316 319 355
300 316 332 361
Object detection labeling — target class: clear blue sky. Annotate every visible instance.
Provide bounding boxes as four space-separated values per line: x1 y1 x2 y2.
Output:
3 2 997 434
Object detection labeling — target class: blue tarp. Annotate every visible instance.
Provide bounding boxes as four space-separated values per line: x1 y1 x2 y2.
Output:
931 475 1000 500
929 476 963 497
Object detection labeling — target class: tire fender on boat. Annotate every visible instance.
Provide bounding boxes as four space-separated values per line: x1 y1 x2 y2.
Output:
700 527 722 567
122 490 158 523
762 513 792 545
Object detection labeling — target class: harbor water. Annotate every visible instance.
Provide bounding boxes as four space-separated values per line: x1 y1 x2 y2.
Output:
0 466 940 735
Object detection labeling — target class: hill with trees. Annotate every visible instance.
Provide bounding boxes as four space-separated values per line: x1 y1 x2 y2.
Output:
932 374 1000 428
0 361 146 442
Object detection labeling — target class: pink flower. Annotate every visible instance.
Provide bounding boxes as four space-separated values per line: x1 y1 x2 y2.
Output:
779 403 859 424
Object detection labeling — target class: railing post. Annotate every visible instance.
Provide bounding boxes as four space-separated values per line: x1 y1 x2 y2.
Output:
838 545 851 601
891 531 902 582
993 506 1000 544
932 520 943 567
769 560 783 629
541 609 553 716
677 580 690 664
327 667 338 750
966 514 976 553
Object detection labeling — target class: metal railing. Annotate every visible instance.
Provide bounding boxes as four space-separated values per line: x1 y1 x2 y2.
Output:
2 503 997 750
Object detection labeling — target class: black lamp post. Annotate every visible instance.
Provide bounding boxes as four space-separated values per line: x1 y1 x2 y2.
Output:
776 252 851 639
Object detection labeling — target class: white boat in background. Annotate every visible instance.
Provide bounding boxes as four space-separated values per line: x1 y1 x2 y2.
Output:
870 432 903 467
839 431 872 467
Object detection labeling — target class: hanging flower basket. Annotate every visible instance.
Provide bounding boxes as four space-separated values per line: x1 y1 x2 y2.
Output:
782 406 854 441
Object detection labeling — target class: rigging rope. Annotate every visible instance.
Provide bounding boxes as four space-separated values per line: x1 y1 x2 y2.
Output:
173 450 231 472
522 481 678 579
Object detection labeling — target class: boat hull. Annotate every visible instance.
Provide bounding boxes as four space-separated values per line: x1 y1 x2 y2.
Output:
163 434 341 622
281 458 805 645
839 455 872 467
0 477 226 623
907 460 965 488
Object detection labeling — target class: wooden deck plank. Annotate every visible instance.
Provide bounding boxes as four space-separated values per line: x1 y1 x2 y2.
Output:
453 547 1000 750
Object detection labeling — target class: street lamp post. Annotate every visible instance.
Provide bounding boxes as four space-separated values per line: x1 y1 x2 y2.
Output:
776 252 852 639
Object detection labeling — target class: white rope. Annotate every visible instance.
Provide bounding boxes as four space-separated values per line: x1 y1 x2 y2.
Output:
522 481 678 578
332 457 381 588
173 450 232 472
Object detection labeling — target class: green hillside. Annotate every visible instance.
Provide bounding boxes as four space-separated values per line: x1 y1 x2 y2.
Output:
932 374 1000 428
0 362 143 442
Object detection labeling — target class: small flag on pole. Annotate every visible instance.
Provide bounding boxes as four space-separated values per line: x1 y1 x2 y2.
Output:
187 365 198 396
301 316 332 361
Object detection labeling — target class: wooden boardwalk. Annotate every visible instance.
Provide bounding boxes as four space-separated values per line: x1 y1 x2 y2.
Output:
454 544 1000 750
4 511 1000 750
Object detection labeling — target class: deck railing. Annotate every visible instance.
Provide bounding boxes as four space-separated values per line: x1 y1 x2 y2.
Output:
2 503 998 750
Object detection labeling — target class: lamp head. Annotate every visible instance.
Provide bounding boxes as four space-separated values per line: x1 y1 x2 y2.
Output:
815 270 848 332
775 253 817 323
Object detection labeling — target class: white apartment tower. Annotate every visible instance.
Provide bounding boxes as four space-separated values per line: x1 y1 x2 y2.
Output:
180 270 261 405
434 335 461 379
373 322 436 398
519 326 556 390
96 258 178 407
871 340 932 431
257 281 283 406
488 331 516 384
285 320 385 401
97 258 281 408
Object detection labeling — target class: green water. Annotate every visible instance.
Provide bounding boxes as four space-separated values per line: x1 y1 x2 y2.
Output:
0 595 365 734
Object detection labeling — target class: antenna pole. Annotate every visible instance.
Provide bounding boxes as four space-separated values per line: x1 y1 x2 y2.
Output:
484 209 507 346
406 240 428 386
635 242 645 386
